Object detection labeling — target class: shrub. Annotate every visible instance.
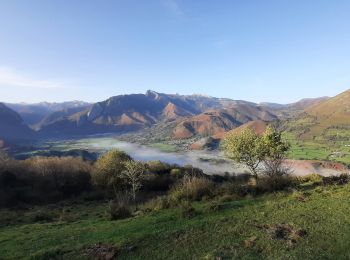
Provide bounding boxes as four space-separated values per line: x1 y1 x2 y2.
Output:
142 196 171 212
218 180 254 197
170 168 183 178
143 174 173 191
92 150 132 196
169 177 215 203
0 156 93 208
183 165 204 177
256 175 296 193
107 194 132 220
26 157 92 195
297 174 323 185
322 173 349 185
147 160 171 174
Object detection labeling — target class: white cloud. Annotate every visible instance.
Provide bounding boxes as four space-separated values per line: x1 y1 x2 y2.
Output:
0 67 65 89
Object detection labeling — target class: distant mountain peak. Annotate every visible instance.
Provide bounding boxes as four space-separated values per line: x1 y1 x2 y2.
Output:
145 90 161 99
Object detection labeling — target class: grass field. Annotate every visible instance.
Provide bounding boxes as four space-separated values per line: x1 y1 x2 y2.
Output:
283 122 350 165
148 143 178 152
1 183 350 259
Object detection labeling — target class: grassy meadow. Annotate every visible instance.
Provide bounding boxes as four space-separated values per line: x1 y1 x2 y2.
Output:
284 118 350 165
1 180 350 260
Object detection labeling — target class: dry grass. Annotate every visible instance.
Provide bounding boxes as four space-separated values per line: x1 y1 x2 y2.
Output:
169 177 215 203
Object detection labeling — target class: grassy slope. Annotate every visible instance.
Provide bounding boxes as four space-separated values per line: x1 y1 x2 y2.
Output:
284 118 350 165
283 90 350 165
1 184 350 259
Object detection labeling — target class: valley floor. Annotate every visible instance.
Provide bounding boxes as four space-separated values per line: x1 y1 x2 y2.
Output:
1 183 350 259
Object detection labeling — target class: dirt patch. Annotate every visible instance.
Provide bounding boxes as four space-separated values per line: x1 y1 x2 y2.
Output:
84 243 119 260
259 224 307 247
287 159 349 176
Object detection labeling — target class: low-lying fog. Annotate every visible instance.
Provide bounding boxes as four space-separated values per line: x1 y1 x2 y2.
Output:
45 136 246 175
37 135 347 176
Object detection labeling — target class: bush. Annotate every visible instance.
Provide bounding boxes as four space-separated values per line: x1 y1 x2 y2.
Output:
322 173 349 185
92 150 132 195
0 156 93 208
183 165 204 177
169 177 215 203
297 174 323 185
147 160 171 174
256 175 297 193
170 168 183 178
143 174 174 191
218 180 254 197
107 194 132 220
26 156 92 195
142 196 171 212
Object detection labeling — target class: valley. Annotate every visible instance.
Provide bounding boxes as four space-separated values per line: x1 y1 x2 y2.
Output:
8 134 349 176
2 89 350 175
2 3 350 259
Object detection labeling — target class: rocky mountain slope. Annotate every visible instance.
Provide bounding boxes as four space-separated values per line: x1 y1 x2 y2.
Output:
2 89 345 144
0 103 34 141
37 91 281 136
172 103 276 139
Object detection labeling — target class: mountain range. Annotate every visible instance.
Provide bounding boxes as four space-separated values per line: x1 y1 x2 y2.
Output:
6 101 91 127
0 89 348 146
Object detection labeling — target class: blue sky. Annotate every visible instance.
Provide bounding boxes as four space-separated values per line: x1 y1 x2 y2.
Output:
0 0 350 103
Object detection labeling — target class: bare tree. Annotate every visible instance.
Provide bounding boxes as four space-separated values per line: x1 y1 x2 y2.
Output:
122 160 146 201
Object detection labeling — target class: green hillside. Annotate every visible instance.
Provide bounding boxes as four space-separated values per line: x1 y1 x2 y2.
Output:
283 90 350 165
1 182 350 259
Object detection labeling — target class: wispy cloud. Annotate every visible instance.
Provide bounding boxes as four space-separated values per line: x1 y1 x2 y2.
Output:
0 67 65 89
161 0 185 18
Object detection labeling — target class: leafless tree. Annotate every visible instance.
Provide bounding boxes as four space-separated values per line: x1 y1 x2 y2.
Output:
122 160 146 201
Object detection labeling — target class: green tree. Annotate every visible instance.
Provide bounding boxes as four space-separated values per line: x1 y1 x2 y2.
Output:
261 126 291 177
221 126 290 179
92 150 132 196
221 128 265 180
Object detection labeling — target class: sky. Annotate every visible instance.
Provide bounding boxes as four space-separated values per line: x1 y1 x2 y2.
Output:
0 0 350 104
